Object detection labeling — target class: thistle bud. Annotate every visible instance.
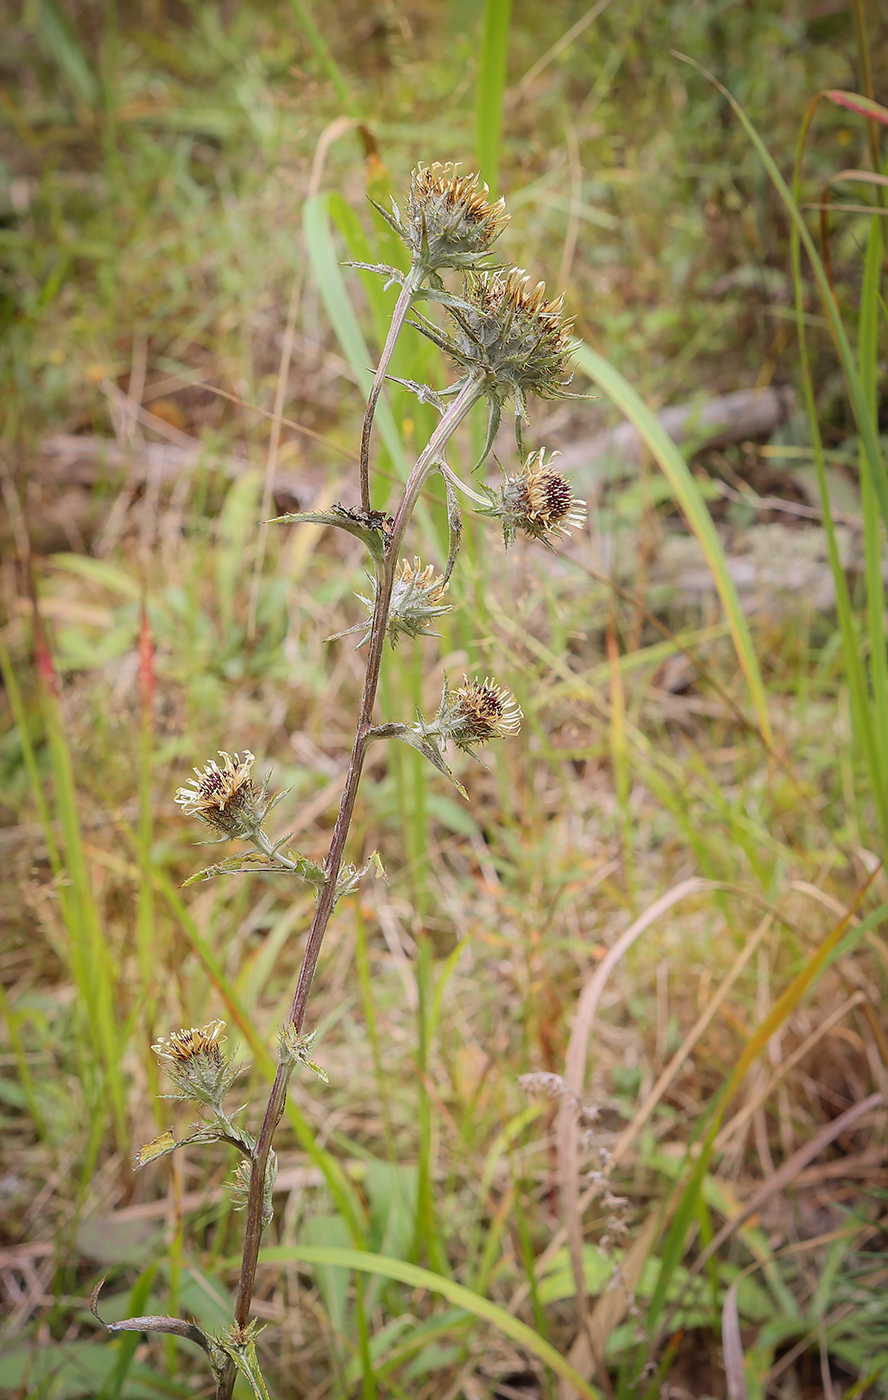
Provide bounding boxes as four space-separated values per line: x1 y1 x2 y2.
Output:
384 163 509 273
380 556 452 647
450 269 575 403
410 267 577 460
418 675 522 754
174 750 270 840
483 449 587 548
229 1153 277 1227
327 557 451 649
151 1020 239 1107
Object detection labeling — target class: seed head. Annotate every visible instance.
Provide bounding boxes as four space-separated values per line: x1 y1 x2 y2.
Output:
175 750 262 838
418 675 522 754
453 676 522 743
152 1020 239 1105
153 1019 226 1065
391 163 509 272
486 449 587 548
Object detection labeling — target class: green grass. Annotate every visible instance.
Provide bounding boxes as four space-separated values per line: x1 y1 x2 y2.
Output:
2 2 888 1398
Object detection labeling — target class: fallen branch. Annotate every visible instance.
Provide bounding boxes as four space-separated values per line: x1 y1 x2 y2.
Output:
559 384 796 476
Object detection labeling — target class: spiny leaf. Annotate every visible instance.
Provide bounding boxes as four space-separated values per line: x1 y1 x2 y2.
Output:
90 1279 225 1376
133 1122 235 1168
132 1129 178 1167
183 850 326 886
212 1323 271 1400
442 472 463 584
268 508 387 563
368 723 468 799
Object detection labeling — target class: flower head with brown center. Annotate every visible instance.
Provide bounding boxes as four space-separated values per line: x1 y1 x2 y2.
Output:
483 449 587 548
381 163 509 274
416 675 522 755
175 750 262 838
453 676 522 743
152 1020 239 1105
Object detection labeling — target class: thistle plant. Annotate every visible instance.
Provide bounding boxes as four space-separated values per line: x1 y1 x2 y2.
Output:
98 164 588 1398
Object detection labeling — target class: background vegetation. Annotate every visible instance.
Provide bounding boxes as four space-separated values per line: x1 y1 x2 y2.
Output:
2 1 888 1397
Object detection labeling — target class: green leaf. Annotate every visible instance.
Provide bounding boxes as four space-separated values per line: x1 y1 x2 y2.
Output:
268 507 386 563
49 553 142 600
0 1342 181 1397
34 0 101 108
368 723 468 798
300 1216 353 1336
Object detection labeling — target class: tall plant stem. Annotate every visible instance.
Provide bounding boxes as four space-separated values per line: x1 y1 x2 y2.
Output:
215 375 482 1400
358 267 423 510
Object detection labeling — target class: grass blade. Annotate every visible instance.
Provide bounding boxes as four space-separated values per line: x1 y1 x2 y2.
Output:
33 0 101 109
858 215 888 805
572 341 773 744
254 1246 603 1400
648 872 878 1337
476 0 512 197
303 193 410 480
675 56 888 536
282 0 356 114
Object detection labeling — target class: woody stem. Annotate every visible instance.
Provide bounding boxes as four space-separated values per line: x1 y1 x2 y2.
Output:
215 374 483 1400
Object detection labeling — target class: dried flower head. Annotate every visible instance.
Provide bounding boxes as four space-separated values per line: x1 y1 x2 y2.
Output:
380 163 509 273
484 449 587 548
418 675 522 754
152 1020 239 1105
175 750 263 838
